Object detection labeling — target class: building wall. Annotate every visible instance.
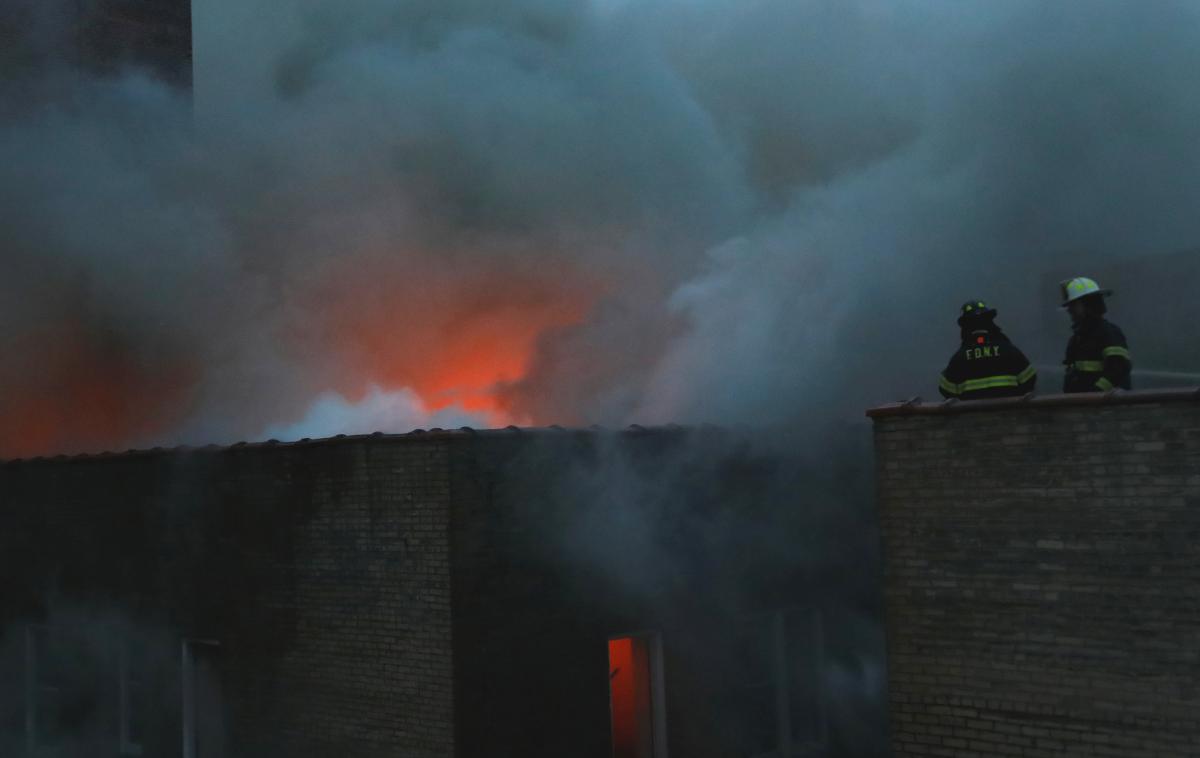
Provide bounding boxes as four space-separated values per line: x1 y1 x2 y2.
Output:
448 432 616 758
0 437 455 758
1 427 883 757
236 439 455 758
871 392 1200 757
447 429 844 758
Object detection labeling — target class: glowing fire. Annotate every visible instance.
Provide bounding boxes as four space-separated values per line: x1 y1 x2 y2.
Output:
0 322 196 459
0 251 599 459
305 252 598 427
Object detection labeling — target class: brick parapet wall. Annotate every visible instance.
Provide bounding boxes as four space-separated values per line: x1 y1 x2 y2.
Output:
870 393 1200 756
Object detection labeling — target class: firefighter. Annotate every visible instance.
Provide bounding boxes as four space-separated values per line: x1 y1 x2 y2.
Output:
1060 276 1131 392
939 300 1037 400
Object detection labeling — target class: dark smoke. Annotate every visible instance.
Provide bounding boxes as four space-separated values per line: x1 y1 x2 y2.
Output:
4 0 1200 451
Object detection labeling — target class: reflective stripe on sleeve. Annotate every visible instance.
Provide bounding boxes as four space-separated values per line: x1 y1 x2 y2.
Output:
1070 360 1104 372
960 375 1020 392
1095 376 1114 392
1102 346 1131 361
939 375 961 395
1016 364 1037 384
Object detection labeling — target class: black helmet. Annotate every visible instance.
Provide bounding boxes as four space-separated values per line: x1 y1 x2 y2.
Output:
957 300 997 325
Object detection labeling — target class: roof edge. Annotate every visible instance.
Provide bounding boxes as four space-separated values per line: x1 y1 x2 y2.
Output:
0 423 700 467
866 387 1200 419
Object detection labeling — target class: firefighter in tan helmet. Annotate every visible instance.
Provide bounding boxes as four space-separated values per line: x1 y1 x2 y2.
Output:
939 300 1037 400
1059 277 1132 393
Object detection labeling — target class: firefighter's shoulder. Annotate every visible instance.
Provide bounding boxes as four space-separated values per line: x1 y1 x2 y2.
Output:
1101 319 1129 345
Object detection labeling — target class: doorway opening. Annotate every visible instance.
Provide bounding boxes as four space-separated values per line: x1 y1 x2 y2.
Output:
608 632 667 758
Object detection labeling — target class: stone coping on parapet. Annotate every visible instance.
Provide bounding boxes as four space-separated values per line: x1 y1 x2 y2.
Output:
866 386 1200 418
0 424 703 467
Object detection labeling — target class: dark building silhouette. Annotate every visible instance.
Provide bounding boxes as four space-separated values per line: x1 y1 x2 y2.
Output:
78 0 193 88
0 426 880 757
1 0 192 88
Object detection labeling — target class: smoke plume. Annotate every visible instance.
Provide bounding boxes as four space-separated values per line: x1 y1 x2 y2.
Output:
3 0 1200 456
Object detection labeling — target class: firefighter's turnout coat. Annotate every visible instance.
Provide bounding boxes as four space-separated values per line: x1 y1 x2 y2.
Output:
1063 316 1132 393
939 329 1037 401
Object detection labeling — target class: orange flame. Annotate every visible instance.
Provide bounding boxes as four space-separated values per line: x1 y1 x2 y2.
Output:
0 252 600 459
293 251 600 427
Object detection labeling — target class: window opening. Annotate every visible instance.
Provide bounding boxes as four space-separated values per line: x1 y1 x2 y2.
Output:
24 624 102 756
735 608 828 758
182 639 224 758
118 640 145 755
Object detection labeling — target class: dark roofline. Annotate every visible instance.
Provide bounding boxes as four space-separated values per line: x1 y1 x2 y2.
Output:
866 387 1200 419
0 424 697 467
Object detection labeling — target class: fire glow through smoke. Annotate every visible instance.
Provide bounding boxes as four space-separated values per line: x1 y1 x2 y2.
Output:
0 252 600 457
0 320 198 460
4 0 1200 457
297 252 600 429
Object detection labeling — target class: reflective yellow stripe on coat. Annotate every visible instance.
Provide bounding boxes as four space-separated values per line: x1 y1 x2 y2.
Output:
960 375 1020 392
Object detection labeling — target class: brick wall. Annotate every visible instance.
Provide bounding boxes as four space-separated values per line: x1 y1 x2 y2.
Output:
446 428 865 758
0 436 455 758
870 391 1200 757
240 439 455 758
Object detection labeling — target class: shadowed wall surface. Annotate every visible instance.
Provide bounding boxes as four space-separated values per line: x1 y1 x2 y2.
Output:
0 427 879 757
871 391 1200 757
0 436 455 758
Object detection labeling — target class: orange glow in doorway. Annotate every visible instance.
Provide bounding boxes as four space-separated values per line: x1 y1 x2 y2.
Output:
609 637 655 758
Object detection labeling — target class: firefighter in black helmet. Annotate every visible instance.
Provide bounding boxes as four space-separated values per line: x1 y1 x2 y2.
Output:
939 300 1037 400
1060 277 1131 392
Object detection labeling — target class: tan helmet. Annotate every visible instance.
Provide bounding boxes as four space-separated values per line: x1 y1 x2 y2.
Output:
1059 277 1113 307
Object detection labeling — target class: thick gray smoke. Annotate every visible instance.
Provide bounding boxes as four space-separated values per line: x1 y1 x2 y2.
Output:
3 0 1200 456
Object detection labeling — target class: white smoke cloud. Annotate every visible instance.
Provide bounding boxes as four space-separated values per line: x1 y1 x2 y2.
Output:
261 384 485 441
